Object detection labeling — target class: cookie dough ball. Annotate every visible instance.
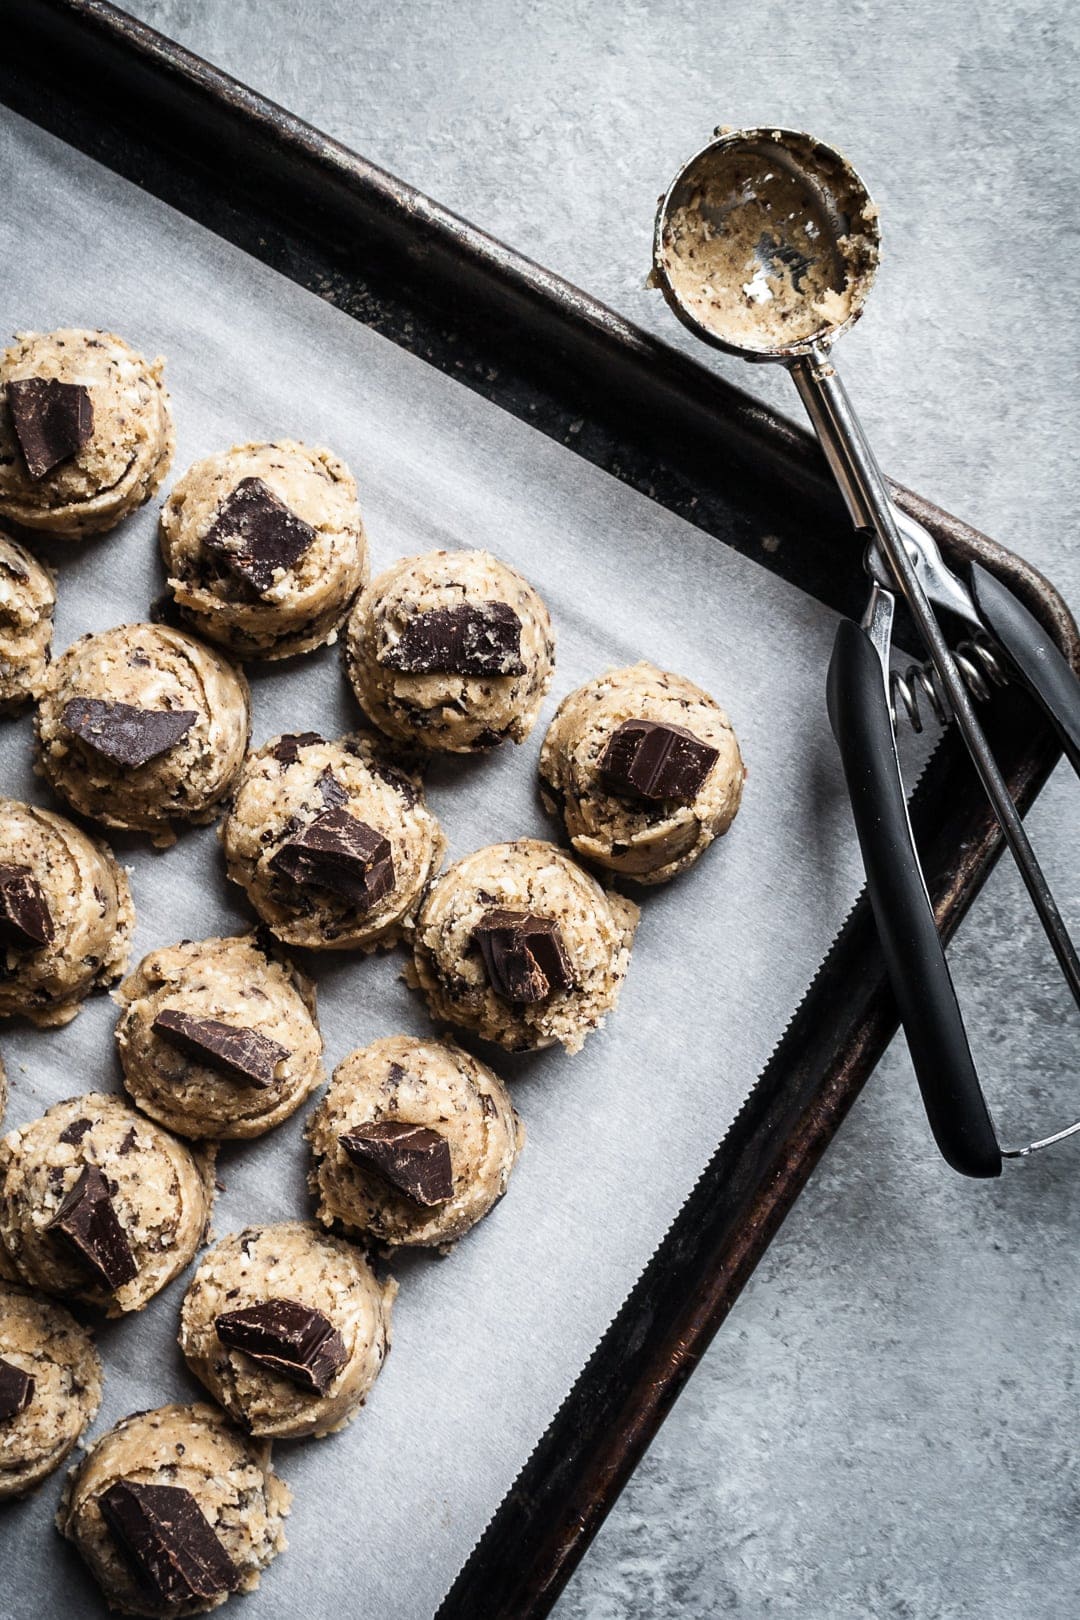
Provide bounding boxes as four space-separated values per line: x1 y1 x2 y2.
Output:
411 839 639 1053
0 530 55 711
0 1093 215 1317
221 731 445 952
58 1402 290 1618
0 329 173 538
179 1221 395 1440
308 1035 523 1248
36 623 250 844
0 1280 102 1499
539 661 745 885
0 798 134 1027
115 934 324 1141
160 440 369 662
345 548 555 752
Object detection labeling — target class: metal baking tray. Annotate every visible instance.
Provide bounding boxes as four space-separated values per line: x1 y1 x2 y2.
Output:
3 3 1078 1616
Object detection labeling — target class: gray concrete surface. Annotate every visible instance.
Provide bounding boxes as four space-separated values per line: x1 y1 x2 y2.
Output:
123 2 1080 1613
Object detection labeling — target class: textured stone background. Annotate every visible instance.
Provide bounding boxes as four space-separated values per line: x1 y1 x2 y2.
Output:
124 2 1080 1613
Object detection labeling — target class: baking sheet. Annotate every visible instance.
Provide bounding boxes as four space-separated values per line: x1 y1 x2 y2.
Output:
0 109 927 1619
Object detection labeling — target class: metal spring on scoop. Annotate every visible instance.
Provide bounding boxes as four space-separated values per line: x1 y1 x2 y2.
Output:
890 637 1010 733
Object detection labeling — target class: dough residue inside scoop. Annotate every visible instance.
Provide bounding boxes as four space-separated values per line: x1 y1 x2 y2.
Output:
656 130 879 352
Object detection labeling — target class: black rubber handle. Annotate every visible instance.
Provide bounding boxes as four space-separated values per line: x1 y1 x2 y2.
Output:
827 618 1002 1177
968 561 1080 775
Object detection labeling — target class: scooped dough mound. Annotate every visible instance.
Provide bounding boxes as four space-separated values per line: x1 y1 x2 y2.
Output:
345 548 555 751
115 933 325 1140
179 1221 395 1440
0 529 55 711
36 622 250 844
0 1280 103 1499
0 329 173 538
539 661 745 884
160 440 369 661
0 797 134 1027
0 1093 215 1316
308 1034 523 1248
221 731 445 952
410 838 639 1053
58 1402 291 1618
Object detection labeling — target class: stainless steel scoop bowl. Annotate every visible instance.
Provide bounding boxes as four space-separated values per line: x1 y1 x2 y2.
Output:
652 127 880 360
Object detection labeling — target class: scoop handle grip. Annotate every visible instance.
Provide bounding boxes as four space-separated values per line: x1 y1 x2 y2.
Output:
828 617 1002 1177
968 562 1080 775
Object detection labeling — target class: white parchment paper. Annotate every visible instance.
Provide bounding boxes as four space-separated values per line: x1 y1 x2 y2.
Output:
0 110 926 1619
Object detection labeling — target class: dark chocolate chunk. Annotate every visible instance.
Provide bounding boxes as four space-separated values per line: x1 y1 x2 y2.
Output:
269 808 395 911
380 601 526 677
339 1120 454 1206
317 769 348 808
203 477 316 594
598 718 718 803
215 1298 347 1395
0 863 54 951
473 908 574 1003
270 731 323 764
46 1163 137 1292
60 698 197 769
6 377 93 480
0 1357 35 1420
366 759 420 807
152 1008 289 1089
99 1479 239 1606
58 1117 92 1145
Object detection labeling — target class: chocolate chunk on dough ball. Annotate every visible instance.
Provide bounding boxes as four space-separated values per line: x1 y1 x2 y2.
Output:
539 661 745 884
0 1279 102 1499
115 933 324 1141
345 548 555 751
58 1402 291 1618
160 440 369 661
221 731 445 952
308 1034 523 1248
0 1093 215 1316
0 529 55 711
36 623 250 845
410 838 639 1053
179 1221 395 1440
0 329 173 538
0 797 134 1027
